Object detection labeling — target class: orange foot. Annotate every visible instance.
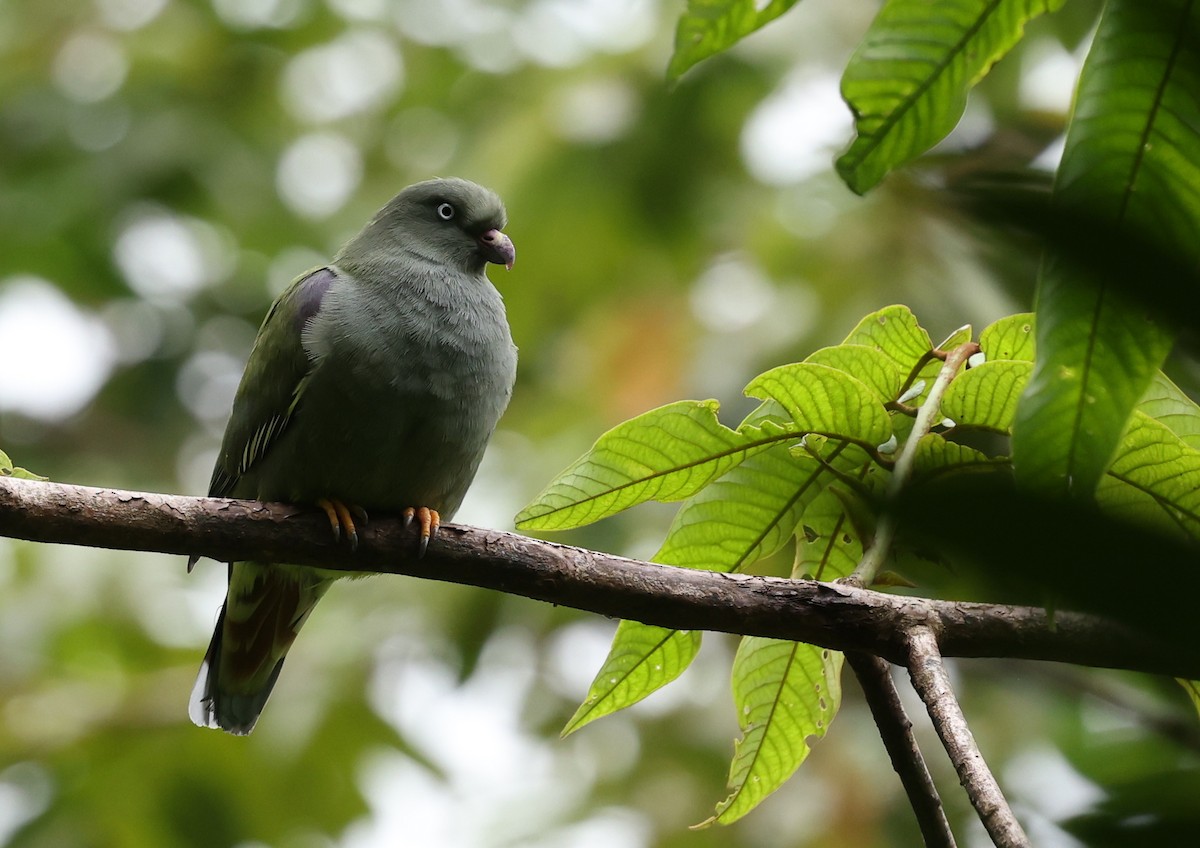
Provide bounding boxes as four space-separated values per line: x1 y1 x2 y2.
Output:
316 497 369 550
402 506 441 558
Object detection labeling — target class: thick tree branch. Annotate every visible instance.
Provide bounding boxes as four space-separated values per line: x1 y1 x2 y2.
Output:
846 651 956 848
0 476 1194 679
905 627 1029 848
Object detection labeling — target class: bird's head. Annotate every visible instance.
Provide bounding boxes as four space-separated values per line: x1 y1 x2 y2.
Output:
362 177 515 275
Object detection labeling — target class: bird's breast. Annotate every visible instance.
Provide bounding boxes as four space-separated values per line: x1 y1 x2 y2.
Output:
258 274 516 515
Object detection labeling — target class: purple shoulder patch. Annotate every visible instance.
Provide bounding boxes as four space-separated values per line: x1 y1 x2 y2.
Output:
293 267 337 333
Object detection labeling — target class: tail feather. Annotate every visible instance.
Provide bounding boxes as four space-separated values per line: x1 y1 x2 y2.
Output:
189 563 330 735
189 606 287 735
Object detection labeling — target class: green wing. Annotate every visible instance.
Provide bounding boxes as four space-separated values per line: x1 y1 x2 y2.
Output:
208 267 337 498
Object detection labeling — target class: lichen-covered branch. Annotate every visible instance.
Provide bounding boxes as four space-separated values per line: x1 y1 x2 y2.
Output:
0 476 1193 680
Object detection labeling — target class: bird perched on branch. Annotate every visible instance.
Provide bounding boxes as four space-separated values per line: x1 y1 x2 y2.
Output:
189 178 518 734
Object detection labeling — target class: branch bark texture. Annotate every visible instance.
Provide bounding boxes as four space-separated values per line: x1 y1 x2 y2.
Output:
845 651 956 848
0 476 1192 679
906 627 1030 848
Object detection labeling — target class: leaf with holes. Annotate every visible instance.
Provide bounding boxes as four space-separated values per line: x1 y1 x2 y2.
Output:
979 313 1036 363
794 486 868 581
698 638 843 826
562 622 701 736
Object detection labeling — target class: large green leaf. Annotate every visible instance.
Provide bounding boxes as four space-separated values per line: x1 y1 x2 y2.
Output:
1013 0 1200 497
978 312 1035 362
911 433 1004 481
837 0 1065 194
516 400 773 531
667 0 802 81
562 622 701 736
699 638 843 826
840 304 933 374
804 344 907 403
1099 410 1200 538
563 447 836 735
744 363 893 449
588 425 860 728
655 447 832 571
794 485 867 581
941 360 1032 432
1138 373 1200 452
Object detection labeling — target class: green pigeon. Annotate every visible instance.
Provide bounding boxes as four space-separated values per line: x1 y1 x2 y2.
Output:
189 178 518 734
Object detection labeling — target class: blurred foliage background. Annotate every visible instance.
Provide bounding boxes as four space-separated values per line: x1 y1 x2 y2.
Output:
1 0 1196 846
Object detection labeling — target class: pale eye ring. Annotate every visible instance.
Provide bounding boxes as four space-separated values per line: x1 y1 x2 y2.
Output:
436 202 455 220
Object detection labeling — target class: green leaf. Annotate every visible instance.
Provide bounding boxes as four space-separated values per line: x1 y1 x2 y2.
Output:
655 447 831 572
1013 0 1200 497
516 400 771 531
804 344 906 403
0 447 46 480
839 304 933 374
1179 680 1200 722
794 486 867 581
837 0 1066 194
744 363 893 449
698 639 843 826
1099 410 1200 538
936 324 974 352
562 622 701 736
978 312 1035 362
1138 373 1200 451
911 433 1005 480
941 360 1032 432
667 0 802 81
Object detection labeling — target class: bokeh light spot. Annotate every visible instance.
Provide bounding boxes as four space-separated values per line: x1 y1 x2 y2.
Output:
282 29 404 123
0 277 116 420
212 0 306 30
741 71 850 185
689 254 776 332
276 132 363 219
94 0 169 31
113 209 232 301
52 31 128 103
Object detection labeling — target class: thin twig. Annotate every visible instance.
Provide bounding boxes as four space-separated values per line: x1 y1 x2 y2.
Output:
0 476 1194 678
849 342 979 587
846 650 957 848
905 627 1029 848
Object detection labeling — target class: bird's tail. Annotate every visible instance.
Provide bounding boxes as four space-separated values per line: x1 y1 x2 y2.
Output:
189 563 330 735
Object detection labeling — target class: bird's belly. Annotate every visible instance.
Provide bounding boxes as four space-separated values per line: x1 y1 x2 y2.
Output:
247 369 501 519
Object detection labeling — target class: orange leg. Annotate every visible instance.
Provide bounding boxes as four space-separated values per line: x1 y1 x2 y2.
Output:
316 497 364 550
402 506 441 557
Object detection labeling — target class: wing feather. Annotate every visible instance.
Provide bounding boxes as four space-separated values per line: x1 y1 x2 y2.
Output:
208 267 337 498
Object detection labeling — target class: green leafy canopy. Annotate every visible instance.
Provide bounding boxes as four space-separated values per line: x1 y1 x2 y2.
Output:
536 0 1200 831
518 306 1200 822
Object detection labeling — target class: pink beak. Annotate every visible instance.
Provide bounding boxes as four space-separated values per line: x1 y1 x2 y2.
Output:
478 229 515 270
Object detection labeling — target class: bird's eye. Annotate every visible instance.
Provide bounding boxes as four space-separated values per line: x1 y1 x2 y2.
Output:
436 202 455 221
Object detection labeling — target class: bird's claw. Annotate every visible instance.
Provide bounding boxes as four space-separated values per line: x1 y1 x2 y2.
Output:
317 497 365 551
402 506 440 558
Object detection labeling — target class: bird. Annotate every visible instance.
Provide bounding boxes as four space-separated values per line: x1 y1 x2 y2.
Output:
188 177 518 734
